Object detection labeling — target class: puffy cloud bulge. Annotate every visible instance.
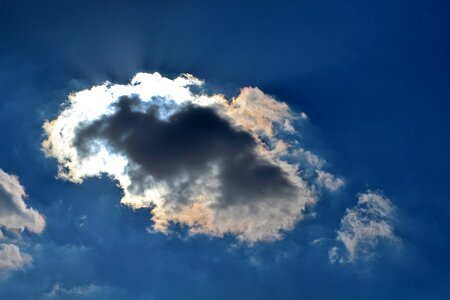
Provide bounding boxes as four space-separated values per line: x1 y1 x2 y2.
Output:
43 72 331 242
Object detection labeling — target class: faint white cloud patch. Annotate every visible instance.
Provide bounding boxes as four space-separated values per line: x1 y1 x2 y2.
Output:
329 190 399 264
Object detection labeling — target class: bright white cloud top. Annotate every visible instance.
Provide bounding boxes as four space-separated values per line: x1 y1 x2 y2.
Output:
0 169 45 273
329 190 399 263
42 72 344 242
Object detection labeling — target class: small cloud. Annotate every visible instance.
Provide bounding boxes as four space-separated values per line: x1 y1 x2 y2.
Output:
0 243 31 273
310 237 328 246
329 190 399 264
0 168 45 274
248 255 263 269
293 148 325 169
44 283 98 298
78 215 88 228
316 170 345 192
42 283 128 299
0 169 46 234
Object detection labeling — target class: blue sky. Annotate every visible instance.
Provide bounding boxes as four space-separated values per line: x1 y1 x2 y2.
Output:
0 0 449 299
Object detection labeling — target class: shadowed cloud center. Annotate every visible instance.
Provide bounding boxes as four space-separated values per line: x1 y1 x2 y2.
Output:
74 96 296 207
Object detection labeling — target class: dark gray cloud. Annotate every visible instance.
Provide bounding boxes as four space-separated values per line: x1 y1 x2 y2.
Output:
74 96 297 208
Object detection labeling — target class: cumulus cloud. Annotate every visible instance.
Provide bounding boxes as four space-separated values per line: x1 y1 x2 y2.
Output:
0 169 45 273
329 190 399 264
42 72 345 242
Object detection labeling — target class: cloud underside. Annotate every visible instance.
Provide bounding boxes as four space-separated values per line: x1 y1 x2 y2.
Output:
43 72 323 242
0 169 45 273
329 190 398 264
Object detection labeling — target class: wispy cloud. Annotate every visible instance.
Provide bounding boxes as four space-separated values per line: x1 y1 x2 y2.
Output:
44 283 98 298
329 190 399 264
42 282 129 300
316 170 345 192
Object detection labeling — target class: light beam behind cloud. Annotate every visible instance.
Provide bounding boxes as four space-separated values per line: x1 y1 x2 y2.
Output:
42 72 342 242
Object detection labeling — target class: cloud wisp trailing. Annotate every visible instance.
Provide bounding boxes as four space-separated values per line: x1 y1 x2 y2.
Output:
316 170 344 192
0 169 45 274
329 190 399 264
42 72 344 242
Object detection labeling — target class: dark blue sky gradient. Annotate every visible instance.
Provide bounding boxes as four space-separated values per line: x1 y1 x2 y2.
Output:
0 0 449 299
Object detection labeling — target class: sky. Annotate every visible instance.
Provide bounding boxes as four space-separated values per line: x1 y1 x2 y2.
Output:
0 0 449 299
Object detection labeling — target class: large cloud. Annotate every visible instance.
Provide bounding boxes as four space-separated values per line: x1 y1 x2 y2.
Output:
329 190 399 264
42 72 345 242
0 169 45 273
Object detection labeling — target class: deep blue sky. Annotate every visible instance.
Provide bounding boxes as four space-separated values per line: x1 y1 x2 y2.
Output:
0 0 449 299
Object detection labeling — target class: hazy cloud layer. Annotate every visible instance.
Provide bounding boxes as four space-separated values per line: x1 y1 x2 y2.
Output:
42 72 344 242
0 169 45 273
329 190 399 263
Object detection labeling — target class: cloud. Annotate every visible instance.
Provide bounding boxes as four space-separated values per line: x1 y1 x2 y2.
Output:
0 244 31 273
41 282 130 300
329 190 399 264
316 170 344 191
44 283 98 299
0 169 45 274
0 169 45 234
42 72 346 242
